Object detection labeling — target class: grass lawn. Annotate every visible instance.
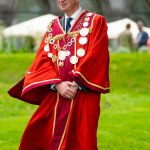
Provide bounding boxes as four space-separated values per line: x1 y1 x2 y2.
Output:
0 53 150 150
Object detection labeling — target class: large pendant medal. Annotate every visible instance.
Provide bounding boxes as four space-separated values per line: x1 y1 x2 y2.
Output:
70 56 78 64
44 44 50 52
58 51 66 61
80 28 89 37
79 37 87 45
77 48 85 57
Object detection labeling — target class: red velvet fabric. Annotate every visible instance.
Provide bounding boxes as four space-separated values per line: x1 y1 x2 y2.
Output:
70 15 110 93
8 12 110 150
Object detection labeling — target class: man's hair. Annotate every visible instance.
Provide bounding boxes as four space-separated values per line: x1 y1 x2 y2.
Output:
137 20 144 27
126 23 131 29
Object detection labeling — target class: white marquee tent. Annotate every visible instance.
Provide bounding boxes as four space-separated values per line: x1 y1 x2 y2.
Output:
3 14 57 37
2 16 150 52
107 18 150 40
3 17 150 39
2 14 57 52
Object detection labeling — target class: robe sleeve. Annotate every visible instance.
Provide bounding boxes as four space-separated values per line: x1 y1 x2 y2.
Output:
8 33 61 104
22 33 61 94
70 15 110 93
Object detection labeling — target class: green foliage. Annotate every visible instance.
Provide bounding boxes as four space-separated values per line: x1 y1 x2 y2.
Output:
0 53 150 149
1 36 35 53
110 53 150 94
116 47 131 53
138 46 148 53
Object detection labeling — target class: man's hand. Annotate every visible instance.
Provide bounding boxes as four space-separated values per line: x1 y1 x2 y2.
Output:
69 81 79 91
55 81 78 99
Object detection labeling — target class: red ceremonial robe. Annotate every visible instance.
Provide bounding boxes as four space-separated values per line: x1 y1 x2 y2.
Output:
8 10 110 150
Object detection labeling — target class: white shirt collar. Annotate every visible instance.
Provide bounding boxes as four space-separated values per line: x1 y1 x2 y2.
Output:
65 7 82 24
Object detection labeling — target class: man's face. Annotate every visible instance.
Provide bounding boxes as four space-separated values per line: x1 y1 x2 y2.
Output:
57 0 79 13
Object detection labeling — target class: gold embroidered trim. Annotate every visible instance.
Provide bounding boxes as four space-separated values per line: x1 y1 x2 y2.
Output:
47 20 54 31
91 14 96 30
54 34 64 41
22 79 61 92
67 31 80 38
89 27 93 33
67 10 86 33
58 99 74 150
52 92 59 136
72 70 110 90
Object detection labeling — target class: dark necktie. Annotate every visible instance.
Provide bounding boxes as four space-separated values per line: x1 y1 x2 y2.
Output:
66 17 73 33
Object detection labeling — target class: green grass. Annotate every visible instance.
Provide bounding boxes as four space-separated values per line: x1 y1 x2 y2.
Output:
0 53 150 149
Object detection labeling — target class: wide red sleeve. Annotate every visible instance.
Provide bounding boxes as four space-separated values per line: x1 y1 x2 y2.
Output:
71 15 110 93
22 33 61 94
8 33 61 104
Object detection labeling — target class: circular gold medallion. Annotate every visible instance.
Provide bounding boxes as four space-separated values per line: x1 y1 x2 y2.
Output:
48 28 52 32
63 45 67 50
80 28 89 37
77 48 85 57
53 44 57 49
67 42 72 47
86 12 93 16
83 22 89 27
50 38 55 44
48 52 53 58
44 44 50 52
79 37 88 45
45 37 50 44
48 33 52 38
70 56 78 64
58 51 66 61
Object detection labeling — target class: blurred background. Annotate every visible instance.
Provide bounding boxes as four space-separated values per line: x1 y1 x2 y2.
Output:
0 0 150 26
0 0 150 52
0 0 150 150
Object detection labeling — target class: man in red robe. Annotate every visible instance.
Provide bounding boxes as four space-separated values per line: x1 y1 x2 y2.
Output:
8 0 110 149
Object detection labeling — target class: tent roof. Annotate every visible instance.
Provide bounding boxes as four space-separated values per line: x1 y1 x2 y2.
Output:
3 17 150 39
107 18 150 39
3 14 57 37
